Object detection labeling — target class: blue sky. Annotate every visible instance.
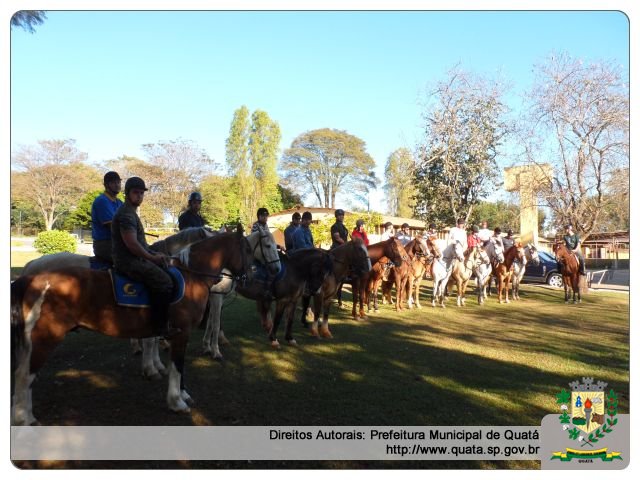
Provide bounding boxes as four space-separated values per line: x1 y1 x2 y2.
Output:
10 10 629 211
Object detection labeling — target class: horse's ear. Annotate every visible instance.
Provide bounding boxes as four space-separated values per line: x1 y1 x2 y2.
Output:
237 223 244 235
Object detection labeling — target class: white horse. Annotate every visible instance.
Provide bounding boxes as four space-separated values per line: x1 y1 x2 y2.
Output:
511 243 540 300
431 240 464 308
475 240 505 305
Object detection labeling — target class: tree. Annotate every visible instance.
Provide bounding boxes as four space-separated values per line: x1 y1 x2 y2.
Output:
414 67 511 226
225 106 282 225
11 139 101 230
198 175 242 228
11 11 47 33
141 139 215 223
468 200 546 233
384 148 417 217
596 167 629 231
277 184 303 210
280 128 377 209
519 52 629 237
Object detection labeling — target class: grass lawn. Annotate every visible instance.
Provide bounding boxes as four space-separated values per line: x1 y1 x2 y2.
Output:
12 267 629 469
10 251 43 279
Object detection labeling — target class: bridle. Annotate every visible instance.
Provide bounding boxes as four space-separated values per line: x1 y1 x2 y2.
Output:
253 229 281 267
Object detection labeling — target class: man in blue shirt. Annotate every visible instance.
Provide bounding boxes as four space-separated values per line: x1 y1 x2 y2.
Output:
291 211 314 252
283 212 301 251
91 171 123 263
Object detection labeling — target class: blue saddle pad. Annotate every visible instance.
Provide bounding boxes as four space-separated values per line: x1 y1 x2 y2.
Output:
253 260 286 284
110 267 185 308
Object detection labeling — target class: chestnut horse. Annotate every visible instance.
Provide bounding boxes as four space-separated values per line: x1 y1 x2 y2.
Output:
11 229 265 425
380 238 429 311
476 240 504 305
349 238 406 319
300 240 372 336
492 242 526 304
553 243 582 304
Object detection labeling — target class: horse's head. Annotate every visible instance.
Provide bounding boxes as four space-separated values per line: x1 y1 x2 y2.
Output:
351 238 372 274
245 227 281 275
427 238 442 259
514 242 526 263
414 238 430 262
475 245 490 265
384 238 406 267
527 243 540 266
453 240 465 262
489 239 505 264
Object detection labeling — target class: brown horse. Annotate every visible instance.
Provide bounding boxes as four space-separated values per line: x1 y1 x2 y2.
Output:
235 248 333 348
348 238 406 319
553 243 582 303
11 229 259 425
300 240 372 336
492 242 525 304
379 238 429 311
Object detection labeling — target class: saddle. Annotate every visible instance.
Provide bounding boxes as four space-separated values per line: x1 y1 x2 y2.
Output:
109 267 185 308
89 256 113 271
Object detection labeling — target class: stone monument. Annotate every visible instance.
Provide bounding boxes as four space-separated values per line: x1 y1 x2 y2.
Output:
504 164 552 246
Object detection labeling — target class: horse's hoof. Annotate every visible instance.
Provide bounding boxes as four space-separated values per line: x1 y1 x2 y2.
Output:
200 348 212 356
287 338 298 346
416 305 422 309
310 327 319 337
270 340 281 349
132 348 143 356
159 339 171 350
169 400 191 414
144 372 162 381
213 354 224 362
319 327 333 338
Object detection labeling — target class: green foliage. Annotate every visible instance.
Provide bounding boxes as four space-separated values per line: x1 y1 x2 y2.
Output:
277 184 303 209
33 229 77 254
63 190 104 230
281 128 378 209
384 148 417 217
304 211 384 247
11 11 47 33
198 175 242 228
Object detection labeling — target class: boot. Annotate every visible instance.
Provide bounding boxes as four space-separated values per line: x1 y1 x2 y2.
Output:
149 293 181 339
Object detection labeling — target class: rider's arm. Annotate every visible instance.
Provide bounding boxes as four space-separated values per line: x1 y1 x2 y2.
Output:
332 230 345 244
121 230 165 265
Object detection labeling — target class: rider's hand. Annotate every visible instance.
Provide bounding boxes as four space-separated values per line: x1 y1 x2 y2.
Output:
150 252 168 267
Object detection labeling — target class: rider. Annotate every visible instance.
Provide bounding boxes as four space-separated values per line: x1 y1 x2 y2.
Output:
467 225 482 249
563 224 586 276
426 223 438 241
111 177 179 338
478 220 492 243
491 227 504 248
251 207 270 233
330 209 349 249
448 218 468 250
396 223 412 246
352 219 370 246
380 222 394 241
91 171 123 264
178 192 205 230
283 212 301 251
502 229 516 251
291 211 314 252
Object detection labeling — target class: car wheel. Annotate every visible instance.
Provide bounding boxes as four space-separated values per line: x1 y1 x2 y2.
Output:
547 273 563 288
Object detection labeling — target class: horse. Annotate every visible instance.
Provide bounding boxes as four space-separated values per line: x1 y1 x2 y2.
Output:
475 240 505 305
430 240 465 308
492 243 526 304
22 227 216 361
340 238 406 320
447 245 490 307
202 248 332 350
11 228 276 425
300 240 372 336
553 242 582 304
379 238 429 311
511 243 540 300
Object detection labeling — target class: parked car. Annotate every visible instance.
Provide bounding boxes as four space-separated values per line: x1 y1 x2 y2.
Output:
522 250 563 288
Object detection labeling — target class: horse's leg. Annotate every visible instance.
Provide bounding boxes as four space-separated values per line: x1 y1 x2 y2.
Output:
358 279 367 320
268 301 287 348
201 295 223 360
142 337 162 379
284 301 298 345
130 338 143 355
309 292 322 337
167 334 193 413
319 295 333 338
337 281 344 308
504 274 511 304
151 337 167 375
300 295 311 328
564 277 570 303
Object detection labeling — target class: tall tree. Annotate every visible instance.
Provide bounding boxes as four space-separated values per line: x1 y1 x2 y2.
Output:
198 175 242 228
413 67 511 226
519 52 629 237
11 11 47 33
225 106 282 225
141 139 215 223
11 139 101 230
384 148 417 217
225 106 252 224
280 128 377 209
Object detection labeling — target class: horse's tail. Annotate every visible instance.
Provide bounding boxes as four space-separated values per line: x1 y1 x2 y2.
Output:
11 276 30 376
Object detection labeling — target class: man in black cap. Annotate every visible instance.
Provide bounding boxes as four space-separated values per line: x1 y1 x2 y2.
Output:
330 209 349 249
283 212 301 251
380 221 394 241
91 171 123 264
111 177 178 338
251 207 270 233
178 192 206 230
396 223 412 246
502 229 515 251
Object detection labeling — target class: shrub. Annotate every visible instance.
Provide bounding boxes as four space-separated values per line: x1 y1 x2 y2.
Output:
33 230 77 254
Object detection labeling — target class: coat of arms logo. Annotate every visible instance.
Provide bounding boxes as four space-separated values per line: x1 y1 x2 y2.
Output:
552 377 622 462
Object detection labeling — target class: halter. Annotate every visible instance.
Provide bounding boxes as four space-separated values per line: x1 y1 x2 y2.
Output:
253 229 280 266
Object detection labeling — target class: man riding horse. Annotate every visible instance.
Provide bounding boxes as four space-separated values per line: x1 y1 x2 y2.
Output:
563 224 586 276
111 176 179 338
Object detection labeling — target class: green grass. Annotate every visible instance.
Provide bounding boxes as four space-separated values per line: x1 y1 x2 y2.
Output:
14 277 629 469
10 251 42 279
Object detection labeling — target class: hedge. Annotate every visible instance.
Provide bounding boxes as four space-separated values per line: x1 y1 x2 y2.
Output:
33 230 77 255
